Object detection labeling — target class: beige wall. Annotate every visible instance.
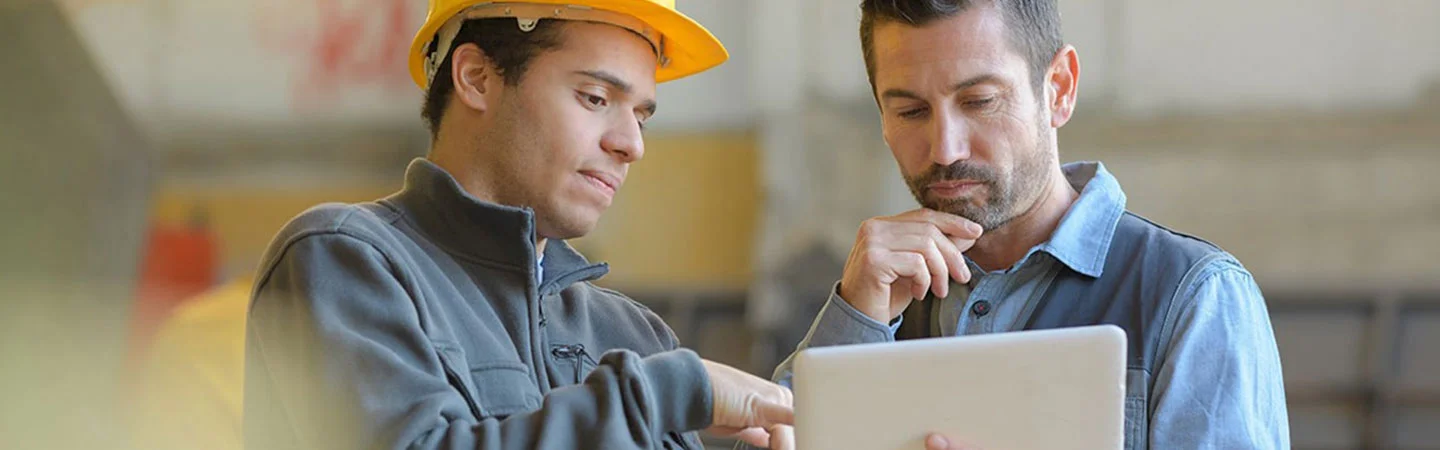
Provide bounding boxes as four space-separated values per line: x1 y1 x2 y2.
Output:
149 180 399 277
577 132 760 291
148 132 761 288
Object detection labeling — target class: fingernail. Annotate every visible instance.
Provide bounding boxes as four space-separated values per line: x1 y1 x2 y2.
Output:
926 434 949 449
967 222 983 235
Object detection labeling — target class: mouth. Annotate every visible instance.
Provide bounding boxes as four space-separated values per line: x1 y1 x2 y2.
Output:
579 170 620 199
926 179 985 199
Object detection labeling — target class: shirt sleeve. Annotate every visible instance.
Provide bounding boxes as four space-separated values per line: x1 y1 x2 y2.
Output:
770 282 900 387
1148 261 1290 449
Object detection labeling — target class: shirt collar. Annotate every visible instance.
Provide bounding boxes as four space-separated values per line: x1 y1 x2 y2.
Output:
1034 161 1127 278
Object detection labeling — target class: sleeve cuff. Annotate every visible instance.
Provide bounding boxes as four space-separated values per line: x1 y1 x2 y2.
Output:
636 348 713 433
799 282 898 348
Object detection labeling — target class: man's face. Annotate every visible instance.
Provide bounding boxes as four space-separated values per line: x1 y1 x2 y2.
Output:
477 22 657 240
871 6 1057 231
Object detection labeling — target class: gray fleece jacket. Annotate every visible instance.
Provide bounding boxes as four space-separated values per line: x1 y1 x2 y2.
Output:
244 159 712 450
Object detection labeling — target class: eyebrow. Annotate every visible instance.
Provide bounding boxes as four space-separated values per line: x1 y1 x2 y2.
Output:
575 70 658 117
879 74 1003 101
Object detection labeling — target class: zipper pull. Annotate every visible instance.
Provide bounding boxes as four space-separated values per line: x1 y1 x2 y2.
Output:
551 344 574 359
550 344 589 380
571 344 586 380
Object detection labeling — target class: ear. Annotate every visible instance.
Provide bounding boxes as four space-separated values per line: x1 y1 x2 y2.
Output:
1044 44 1081 128
449 43 498 114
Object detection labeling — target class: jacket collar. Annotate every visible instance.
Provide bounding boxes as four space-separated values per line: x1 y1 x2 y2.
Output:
384 158 607 289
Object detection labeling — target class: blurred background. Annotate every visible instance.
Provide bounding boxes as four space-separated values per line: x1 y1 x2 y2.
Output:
2 0 1437 448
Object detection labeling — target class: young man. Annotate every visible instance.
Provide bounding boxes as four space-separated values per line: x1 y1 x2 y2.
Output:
773 1 1289 449
245 1 793 449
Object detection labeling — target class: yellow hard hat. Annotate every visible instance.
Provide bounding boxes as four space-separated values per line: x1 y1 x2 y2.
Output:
409 0 728 90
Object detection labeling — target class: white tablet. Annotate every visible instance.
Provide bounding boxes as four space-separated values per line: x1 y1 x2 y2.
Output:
793 325 1126 450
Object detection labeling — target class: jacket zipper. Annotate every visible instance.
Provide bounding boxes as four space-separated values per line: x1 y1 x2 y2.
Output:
534 264 605 389
536 263 607 329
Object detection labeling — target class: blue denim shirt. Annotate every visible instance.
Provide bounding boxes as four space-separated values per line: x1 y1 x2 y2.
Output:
774 162 1290 449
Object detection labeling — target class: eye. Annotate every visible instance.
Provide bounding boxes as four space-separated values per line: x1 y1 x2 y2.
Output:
896 106 929 119
581 92 608 109
963 97 997 110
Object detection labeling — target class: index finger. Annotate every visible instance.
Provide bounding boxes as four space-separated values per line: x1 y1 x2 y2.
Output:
897 209 983 239
754 398 795 427
926 434 951 450
769 425 796 450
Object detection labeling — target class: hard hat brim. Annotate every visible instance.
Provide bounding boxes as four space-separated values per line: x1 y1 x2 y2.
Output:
409 1 729 89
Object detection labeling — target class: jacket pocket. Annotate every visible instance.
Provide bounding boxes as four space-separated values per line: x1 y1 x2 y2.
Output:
435 344 540 419
435 344 484 419
469 362 543 418
1123 368 1150 450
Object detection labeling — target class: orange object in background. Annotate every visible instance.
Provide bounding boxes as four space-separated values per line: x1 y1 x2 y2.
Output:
127 217 219 363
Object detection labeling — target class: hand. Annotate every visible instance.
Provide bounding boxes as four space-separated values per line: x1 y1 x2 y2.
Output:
767 424 794 450
926 433 981 450
701 359 794 448
730 424 793 450
839 208 983 322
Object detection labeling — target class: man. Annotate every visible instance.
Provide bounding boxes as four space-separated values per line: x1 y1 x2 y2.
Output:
245 1 794 449
773 1 1289 449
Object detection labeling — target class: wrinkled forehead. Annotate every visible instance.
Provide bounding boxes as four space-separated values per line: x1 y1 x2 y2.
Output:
870 8 1028 91
545 22 659 91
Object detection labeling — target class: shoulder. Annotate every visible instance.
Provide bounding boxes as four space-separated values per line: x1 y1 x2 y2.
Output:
261 202 405 261
271 202 402 244
1116 212 1229 265
253 202 409 291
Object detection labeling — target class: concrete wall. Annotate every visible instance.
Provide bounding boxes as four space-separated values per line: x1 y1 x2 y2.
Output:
3 2 153 449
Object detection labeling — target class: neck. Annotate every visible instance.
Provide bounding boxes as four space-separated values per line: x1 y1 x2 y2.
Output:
967 167 1078 272
429 130 501 201
428 140 546 261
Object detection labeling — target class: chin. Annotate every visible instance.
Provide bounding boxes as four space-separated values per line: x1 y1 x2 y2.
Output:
541 210 603 240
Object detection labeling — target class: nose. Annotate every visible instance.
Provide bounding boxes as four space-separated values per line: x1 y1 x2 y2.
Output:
600 116 645 163
929 109 970 167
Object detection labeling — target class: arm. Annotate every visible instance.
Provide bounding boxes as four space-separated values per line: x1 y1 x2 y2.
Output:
633 296 714 449
1148 261 1290 449
770 209 982 387
770 284 903 387
243 233 712 450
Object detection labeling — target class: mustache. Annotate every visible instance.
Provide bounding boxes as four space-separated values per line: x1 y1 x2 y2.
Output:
909 162 999 187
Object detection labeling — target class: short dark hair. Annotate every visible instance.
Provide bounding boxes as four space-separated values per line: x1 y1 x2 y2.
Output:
859 0 1062 95
421 18 566 138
